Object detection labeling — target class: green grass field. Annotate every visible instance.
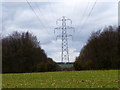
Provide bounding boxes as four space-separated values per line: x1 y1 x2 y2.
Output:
2 70 119 88
58 63 73 68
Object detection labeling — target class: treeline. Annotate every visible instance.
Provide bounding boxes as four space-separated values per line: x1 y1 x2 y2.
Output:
2 31 60 73
74 26 120 70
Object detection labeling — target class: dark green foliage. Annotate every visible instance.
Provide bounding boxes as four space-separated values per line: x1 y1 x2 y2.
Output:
2 31 59 73
47 58 60 71
74 26 120 70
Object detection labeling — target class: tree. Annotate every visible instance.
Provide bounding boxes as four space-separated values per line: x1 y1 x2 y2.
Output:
2 31 59 73
74 26 120 70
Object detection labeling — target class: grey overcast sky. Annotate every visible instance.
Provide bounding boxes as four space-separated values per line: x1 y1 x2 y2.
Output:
2 0 118 62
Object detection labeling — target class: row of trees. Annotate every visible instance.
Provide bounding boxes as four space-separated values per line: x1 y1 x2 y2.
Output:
74 26 120 70
2 31 60 73
2 26 120 73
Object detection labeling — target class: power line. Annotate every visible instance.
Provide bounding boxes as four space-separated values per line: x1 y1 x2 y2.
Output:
34 2 55 40
76 2 90 29
87 0 97 18
34 2 52 29
48 0 55 19
26 0 52 35
26 0 46 28
80 0 97 30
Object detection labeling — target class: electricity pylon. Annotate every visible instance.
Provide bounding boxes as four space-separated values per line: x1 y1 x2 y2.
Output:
54 16 75 63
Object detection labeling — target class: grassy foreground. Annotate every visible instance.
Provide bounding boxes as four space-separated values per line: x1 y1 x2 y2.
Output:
2 70 119 88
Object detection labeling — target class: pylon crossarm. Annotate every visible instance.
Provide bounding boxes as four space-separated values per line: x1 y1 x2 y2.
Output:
56 35 62 40
67 35 73 41
66 26 75 32
54 27 62 34
66 19 72 24
54 27 62 29
56 19 62 25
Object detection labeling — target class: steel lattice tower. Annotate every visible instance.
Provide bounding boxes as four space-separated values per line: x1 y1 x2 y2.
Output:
54 16 75 63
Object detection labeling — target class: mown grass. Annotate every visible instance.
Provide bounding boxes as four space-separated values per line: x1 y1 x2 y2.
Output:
2 70 119 88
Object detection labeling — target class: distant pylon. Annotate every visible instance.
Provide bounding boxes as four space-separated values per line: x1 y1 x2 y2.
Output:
54 16 75 63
